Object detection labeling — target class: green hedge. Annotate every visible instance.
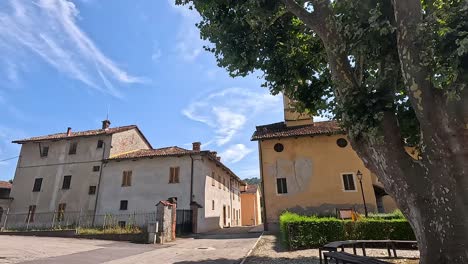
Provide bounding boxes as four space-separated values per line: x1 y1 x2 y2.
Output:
280 212 415 249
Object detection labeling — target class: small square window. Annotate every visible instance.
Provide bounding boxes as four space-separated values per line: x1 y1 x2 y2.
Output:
120 200 128 210
62 175 72 189
88 186 96 195
92 166 100 172
276 178 288 194
40 146 49 157
97 140 104 149
68 142 77 155
118 221 126 228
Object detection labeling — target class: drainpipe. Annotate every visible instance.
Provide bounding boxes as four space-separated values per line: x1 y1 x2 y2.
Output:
229 177 233 227
92 141 106 226
258 141 268 231
189 155 194 203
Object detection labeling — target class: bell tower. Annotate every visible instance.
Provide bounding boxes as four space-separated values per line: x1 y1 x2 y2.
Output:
283 95 313 127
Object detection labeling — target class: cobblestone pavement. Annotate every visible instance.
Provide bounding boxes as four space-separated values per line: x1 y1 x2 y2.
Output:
245 234 420 264
0 234 261 264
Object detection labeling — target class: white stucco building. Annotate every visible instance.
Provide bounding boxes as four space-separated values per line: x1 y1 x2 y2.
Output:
8 121 244 233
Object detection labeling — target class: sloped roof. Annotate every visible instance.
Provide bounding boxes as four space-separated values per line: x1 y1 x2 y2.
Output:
0 181 12 189
12 125 152 148
109 146 197 159
251 121 343 140
242 184 258 194
108 147 246 185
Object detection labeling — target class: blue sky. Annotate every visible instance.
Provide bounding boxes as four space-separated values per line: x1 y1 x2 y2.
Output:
0 0 284 181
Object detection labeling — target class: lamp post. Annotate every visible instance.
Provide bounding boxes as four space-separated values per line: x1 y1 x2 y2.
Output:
356 170 368 217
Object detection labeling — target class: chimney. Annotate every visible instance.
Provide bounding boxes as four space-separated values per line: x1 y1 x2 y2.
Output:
102 119 111 130
210 151 217 157
216 156 221 161
66 127 72 136
192 142 201 151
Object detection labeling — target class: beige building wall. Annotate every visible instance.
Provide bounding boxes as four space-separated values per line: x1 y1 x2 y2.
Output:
241 189 262 226
259 134 378 228
109 129 151 157
97 154 242 233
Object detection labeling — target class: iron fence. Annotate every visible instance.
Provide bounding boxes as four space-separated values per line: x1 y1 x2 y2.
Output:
1 210 157 232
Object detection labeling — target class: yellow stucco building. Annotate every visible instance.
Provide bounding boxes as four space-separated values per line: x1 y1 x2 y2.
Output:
251 96 398 230
240 185 262 226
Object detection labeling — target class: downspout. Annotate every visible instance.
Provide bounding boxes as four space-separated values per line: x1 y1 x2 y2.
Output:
229 177 233 227
92 141 106 226
258 141 268 231
189 155 194 203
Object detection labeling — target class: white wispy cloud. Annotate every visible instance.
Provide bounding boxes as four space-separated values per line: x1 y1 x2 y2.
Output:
0 0 145 96
182 87 281 147
167 0 203 62
220 144 254 164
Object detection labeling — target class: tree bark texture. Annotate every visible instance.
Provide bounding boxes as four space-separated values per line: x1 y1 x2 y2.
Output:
282 0 468 263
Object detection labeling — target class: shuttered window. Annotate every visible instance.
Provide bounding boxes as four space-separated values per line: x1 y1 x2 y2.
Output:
122 171 132 187
169 167 180 183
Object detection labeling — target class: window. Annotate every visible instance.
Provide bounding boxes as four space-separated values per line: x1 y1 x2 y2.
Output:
120 200 128 210
88 186 96 195
274 143 284 152
57 203 66 222
276 178 288 194
122 171 132 187
337 138 348 148
212 200 215 210
68 142 77 155
97 140 104 149
211 172 215 186
118 221 126 228
62 175 72 189
40 146 49 157
92 166 100 172
169 167 180 183
342 173 356 191
32 178 43 192
26 205 36 223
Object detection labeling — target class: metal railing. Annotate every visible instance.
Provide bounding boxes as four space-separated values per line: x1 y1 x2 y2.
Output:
1 210 157 232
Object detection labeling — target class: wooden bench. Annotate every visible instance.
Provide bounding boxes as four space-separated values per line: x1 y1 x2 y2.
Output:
323 251 391 264
319 240 417 264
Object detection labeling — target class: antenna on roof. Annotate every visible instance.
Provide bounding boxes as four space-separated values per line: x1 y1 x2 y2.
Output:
106 104 110 120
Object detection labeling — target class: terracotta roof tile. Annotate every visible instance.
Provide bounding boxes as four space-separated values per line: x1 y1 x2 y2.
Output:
109 146 196 159
242 185 258 194
251 121 343 140
12 125 139 144
0 181 12 189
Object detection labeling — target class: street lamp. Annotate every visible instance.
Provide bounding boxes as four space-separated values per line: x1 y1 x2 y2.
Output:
356 170 368 217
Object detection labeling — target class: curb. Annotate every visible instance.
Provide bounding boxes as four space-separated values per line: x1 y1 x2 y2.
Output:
239 231 263 264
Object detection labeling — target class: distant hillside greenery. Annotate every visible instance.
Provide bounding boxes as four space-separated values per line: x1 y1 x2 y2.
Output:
243 177 260 185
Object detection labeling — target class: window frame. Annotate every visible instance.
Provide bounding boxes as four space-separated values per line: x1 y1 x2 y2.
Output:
122 171 132 187
120 200 128 210
341 172 357 192
169 167 180 184
92 165 100 172
62 175 72 190
88 185 97 195
40 146 49 157
32 178 43 192
276 178 288 195
68 142 77 155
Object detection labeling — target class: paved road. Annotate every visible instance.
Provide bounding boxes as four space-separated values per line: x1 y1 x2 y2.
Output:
0 232 261 264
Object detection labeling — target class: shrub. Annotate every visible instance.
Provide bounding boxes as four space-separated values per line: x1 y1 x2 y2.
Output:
280 212 415 250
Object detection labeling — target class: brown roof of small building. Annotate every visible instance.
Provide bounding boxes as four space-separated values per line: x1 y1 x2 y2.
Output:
109 146 197 159
108 147 246 185
251 121 343 140
242 184 258 194
0 181 12 189
12 125 152 148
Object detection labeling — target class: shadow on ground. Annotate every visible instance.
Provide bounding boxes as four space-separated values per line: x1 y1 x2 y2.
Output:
173 256 318 264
